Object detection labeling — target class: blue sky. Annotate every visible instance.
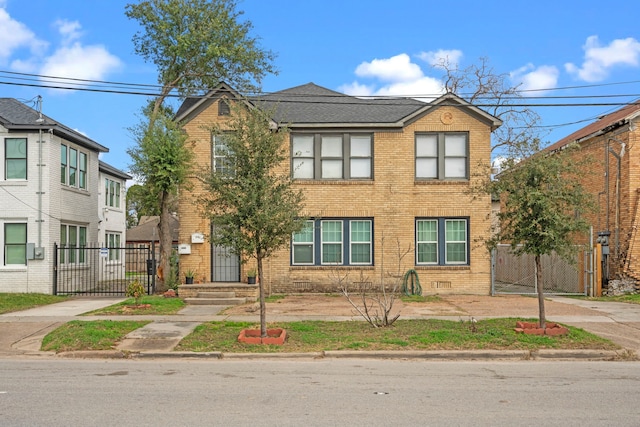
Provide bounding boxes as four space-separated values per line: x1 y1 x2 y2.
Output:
1 0 639 175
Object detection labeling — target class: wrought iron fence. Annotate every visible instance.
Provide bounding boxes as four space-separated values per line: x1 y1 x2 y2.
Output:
53 243 155 296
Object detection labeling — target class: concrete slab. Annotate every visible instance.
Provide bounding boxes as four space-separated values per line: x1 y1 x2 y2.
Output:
177 305 228 316
116 321 201 353
1 298 126 317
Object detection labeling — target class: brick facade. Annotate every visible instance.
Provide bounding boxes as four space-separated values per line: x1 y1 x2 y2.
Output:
177 85 498 295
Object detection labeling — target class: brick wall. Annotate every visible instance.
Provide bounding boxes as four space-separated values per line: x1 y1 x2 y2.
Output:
178 101 494 294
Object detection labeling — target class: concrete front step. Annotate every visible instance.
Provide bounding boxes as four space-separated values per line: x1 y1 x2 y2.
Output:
198 291 236 299
184 297 247 306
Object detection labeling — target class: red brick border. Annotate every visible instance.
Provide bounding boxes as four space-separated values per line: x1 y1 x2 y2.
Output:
238 328 287 345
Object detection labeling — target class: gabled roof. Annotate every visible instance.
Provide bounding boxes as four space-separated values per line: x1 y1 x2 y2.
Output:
0 98 109 153
176 82 502 130
126 215 179 242
546 102 640 151
99 161 132 181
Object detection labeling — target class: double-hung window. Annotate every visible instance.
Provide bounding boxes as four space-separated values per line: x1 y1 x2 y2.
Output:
292 134 373 180
416 133 468 180
4 223 27 265
212 134 234 176
292 219 373 266
61 145 87 189
5 138 27 180
416 218 468 265
106 232 121 262
105 178 121 208
60 224 87 264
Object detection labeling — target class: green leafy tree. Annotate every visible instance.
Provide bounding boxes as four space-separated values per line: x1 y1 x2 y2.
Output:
484 143 594 328
128 104 192 290
198 103 305 337
125 0 276 288
126 184 162 228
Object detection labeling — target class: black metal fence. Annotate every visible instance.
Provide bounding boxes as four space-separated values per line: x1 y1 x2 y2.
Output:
53 243 155 296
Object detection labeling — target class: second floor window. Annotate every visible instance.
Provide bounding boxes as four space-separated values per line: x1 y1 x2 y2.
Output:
105 178 121 208
5 138 27 180
416 133 468 180
292 133 373 180
61 145 87 189
212 134 234 176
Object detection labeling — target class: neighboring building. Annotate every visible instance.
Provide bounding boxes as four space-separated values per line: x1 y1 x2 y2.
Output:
175 82 501 294
125 215 179 273
0 97 127 293
98 161 132 282
545 102 640 283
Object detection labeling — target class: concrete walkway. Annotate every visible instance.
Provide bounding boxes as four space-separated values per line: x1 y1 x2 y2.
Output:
1 295 639 360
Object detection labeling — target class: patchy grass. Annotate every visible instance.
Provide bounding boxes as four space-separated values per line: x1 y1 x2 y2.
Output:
264 295 287 303
175 318 619 353
400 294 442 303
41 320 150 352
83 296 185 315
0 293 70 314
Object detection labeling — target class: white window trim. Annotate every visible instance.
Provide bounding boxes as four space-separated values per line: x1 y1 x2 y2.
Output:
1 220 28 267
349 220 372 265
292 220 315 265
321 220 343 265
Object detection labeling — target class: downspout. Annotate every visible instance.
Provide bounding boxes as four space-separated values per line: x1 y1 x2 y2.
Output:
36 96 45 249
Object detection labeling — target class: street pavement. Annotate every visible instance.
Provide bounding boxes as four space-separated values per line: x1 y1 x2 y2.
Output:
1 295 639 360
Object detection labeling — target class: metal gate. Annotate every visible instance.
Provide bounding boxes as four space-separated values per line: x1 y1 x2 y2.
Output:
53 243 155 296
491 244 591 296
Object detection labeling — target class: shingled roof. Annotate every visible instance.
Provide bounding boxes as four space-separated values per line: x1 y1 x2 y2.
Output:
176 82 501 130
546 102 640 152
0 98 108 153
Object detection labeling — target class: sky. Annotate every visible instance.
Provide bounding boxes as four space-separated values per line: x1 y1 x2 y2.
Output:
0 0 639 176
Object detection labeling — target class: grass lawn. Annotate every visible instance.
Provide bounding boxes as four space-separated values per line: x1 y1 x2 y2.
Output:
83 295 186 315
174 318 620 353
582 294 640 304
41 320 151 352
0 293 70 314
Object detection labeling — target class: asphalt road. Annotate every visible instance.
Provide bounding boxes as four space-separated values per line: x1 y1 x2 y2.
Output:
1 358 639 426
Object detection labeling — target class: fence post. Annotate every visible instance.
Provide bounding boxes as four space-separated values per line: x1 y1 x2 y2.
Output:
53 243 58 295
490 248 496 296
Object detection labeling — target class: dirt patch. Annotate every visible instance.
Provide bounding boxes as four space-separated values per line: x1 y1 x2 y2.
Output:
222 294 606 318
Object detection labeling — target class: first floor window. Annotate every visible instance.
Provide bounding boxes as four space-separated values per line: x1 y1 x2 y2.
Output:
416 218 468 265
5 138 27 180
106 232 121 261
292 218 373 266
60 224 87 264
4 223 27 265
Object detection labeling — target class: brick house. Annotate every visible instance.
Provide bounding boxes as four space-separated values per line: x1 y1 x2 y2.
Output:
545 103 640 283
0 97 128 293
175 82 501 294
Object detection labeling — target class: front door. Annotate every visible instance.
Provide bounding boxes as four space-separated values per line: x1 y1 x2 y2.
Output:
210 225 240 282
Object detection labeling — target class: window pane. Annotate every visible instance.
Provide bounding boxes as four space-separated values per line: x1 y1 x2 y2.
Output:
321 160 342 178
445 135 466 156
5 223 26 244
6 138 26 158
6 160 26 179
293 222 314 242
6 245 26 265
293 158 314 179
69 226 77 263
416 135 437 156
322 244 342 264
417 220 437 242
321 136 342 157
293 245 313 264
322 221 342 242
416 158 437 178
417 242 437 263
292 135 314 157
350 158 371 178
444 158 466 178
350 221 370 242
445 220 466 240
446 243 466 263
351 136 371 156
445 220 467 264
115 182 120 208
60 225 66 264
79 227 86 263
69 149 77 167
351 243 371 264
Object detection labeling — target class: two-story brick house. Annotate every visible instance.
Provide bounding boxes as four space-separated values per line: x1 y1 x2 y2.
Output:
176 82 501 295
0 97 128 294
545 102 640 286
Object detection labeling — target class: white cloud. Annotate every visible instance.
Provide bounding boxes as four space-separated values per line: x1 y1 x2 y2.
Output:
0 8 47 62
337 81 375 97
354 53 423 82
41 42 122 83
565 35 640 82
510 63 559 95
372 77 444 100
417 49 463 68
54 19 83 45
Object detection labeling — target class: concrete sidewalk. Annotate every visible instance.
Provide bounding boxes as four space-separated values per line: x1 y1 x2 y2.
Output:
1 295 639 359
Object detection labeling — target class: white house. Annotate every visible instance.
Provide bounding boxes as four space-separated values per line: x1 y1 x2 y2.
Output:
0 97 128 294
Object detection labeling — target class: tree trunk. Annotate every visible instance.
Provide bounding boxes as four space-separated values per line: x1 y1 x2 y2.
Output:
535 255 546 329
157 191 173 292
257 255 266 337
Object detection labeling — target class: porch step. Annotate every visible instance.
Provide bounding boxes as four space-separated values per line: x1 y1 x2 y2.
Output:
184 297 246 306
198 291 236 299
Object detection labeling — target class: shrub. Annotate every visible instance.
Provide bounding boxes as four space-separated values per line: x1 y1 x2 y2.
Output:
126 280 146 306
